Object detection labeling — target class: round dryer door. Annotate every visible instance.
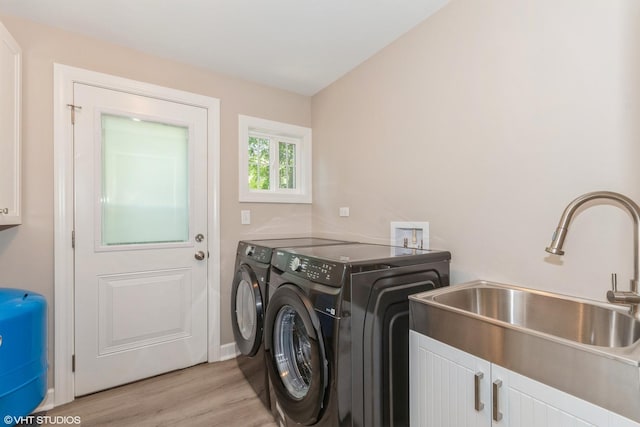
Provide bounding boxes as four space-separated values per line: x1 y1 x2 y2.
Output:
231 265 264 356
265 285 328 425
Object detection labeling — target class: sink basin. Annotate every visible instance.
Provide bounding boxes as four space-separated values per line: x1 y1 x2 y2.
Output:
409 280 640 423
432 285 640 347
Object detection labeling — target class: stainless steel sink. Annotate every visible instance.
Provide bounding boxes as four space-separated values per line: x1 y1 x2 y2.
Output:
410 280 640 423
432 285 640 347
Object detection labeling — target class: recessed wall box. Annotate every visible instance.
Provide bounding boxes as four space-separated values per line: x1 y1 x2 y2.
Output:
390 221 429 249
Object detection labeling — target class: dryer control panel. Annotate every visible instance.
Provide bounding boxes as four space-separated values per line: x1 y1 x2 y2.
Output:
238 242 272 263
273 251 345 287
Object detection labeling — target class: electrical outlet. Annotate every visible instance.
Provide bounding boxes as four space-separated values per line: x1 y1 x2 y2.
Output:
339 207 350 217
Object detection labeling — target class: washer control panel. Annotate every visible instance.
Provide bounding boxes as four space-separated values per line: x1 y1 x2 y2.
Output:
274 252 344 287
290 256 303 272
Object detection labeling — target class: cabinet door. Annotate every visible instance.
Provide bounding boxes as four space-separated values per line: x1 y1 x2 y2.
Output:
0 21 21 226
491 364 610 427
410 331 491 427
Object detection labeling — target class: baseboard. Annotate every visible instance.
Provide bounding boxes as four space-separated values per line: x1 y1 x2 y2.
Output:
219 342 239 361
34 388 55 412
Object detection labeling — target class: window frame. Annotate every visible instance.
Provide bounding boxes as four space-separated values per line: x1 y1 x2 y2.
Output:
239 115 312 204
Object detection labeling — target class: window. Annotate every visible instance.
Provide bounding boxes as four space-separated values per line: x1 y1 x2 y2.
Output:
239 115 312 203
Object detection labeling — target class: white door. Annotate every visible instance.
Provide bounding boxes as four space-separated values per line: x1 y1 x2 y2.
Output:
73 83 208 396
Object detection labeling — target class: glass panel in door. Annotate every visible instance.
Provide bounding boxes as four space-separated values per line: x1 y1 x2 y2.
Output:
101 114 189 246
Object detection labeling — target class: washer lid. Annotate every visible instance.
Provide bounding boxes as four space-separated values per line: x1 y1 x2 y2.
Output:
230 265 264 356
265 284 328 425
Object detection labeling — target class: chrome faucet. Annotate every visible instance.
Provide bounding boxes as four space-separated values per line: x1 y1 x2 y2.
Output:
545 191 640 318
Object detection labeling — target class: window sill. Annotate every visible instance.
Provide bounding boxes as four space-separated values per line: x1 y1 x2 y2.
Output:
239 192 312 204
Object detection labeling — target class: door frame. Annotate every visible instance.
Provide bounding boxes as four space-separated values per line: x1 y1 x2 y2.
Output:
53 63 221 406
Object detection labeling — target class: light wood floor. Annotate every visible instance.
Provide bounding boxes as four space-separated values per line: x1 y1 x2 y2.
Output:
44 358 277 427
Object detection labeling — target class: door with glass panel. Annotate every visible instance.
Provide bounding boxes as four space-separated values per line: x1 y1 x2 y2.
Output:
73 83 208 396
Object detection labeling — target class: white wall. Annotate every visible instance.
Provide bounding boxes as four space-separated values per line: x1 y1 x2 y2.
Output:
311 0 640 301
0 13 313 386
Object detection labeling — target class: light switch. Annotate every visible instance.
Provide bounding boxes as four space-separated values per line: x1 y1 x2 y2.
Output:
241 210 251 225
339 207 350 217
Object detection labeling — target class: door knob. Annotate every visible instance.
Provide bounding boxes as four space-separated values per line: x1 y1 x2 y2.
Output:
195 251 206 261
0 208 8 214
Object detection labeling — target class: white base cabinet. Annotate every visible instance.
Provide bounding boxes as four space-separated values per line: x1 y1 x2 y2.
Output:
0 21 21 226
410 331 640 427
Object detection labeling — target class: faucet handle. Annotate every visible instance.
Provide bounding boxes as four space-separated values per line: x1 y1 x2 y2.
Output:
612 273 618 292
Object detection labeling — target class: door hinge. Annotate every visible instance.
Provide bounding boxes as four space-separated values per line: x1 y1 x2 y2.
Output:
72 354 76 372
66 104 82 125
72 230 75 249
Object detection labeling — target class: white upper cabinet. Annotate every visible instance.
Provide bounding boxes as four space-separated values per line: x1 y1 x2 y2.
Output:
0 21 21 226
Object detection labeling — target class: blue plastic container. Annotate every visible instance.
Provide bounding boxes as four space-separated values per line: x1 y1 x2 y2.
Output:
0 289 47 425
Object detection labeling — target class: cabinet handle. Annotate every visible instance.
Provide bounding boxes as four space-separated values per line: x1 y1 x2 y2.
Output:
474 372 484 411
493 379 503 422
0 208 7 214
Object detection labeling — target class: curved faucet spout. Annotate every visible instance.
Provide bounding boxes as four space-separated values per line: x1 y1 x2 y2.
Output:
545 191 640 313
